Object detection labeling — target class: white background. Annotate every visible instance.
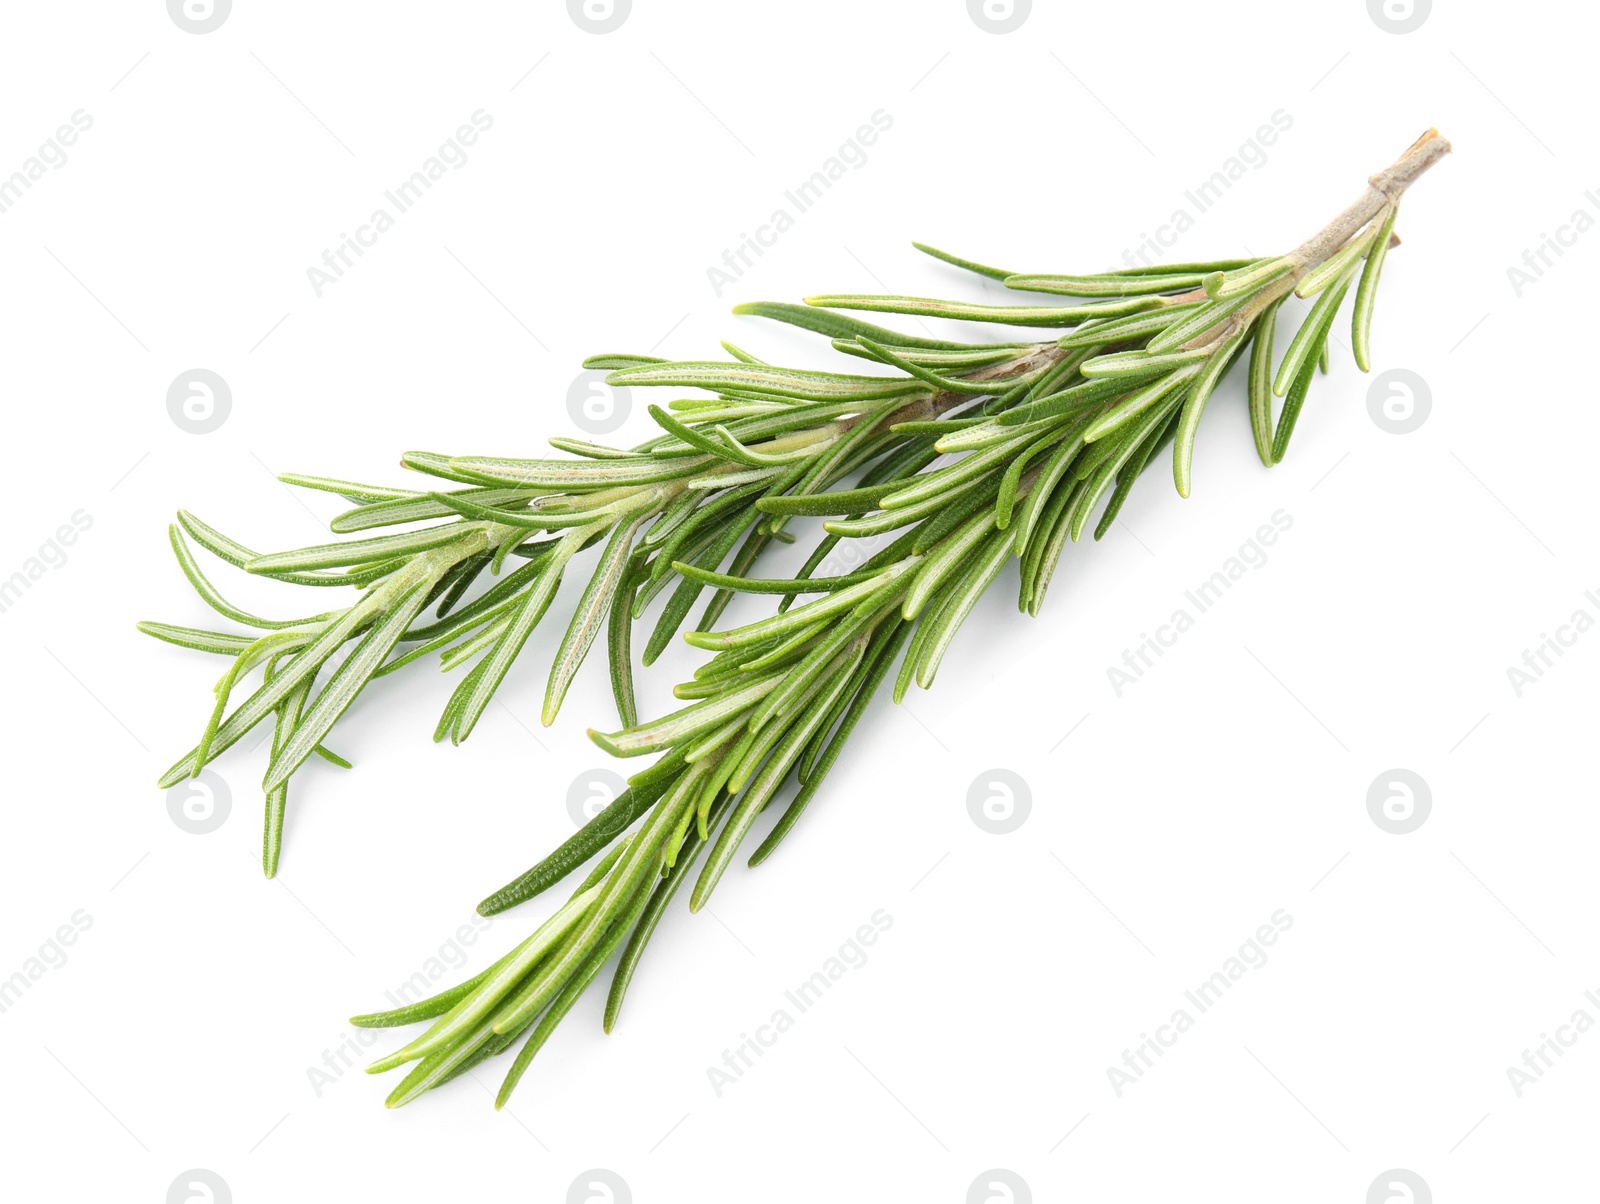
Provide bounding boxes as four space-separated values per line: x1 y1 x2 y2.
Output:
1 1 1593 1201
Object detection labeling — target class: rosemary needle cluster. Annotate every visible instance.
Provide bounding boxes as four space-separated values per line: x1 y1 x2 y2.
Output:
310 131 1450 1108
141 331 1068 875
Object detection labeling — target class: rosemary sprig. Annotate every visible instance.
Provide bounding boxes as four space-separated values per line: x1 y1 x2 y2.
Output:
348 131 1450 1107
144 319 1083 874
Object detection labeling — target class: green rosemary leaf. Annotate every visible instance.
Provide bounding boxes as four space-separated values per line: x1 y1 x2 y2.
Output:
711 424 832 467
725 620 830 678
646 404 762 467
1172 330 1251 499
1270 310 1334 464
352 953 513 1028
745 614 874 736
311 744 352 769
1004 270 1214 297
1081 346 1211 379
428 552 490 620
399 451 493 485
913 525 1015 689
447 454 713 490
330 488 544 534
607 361 927 403
277 473 424 505
263 667 312 878
1104 259 1260 275
1144 290 1259 352
436 610 516 673
544 509 657 726
1273 269 1356 397
1093 406 1181 541
246 526 480 575
545 437 647 460
590 673 783 758
1351 203 1400 371
1078 394 1187 539
856 337 1008 395
1082 365 1201 444
425 491 613 531
904 509 999 619
919 469 1016 548
176 511 355 587
1056 303 1202 348
1296 225 1381 298
448 526 597 744
911 240 1014 280
433 658 484 744
684 466 785 491
805 293 1162 326
1203 256 1293 300
1026 478 1087 615
1247 297 1284 466
993 428 1062 527
835 340 1025 371
264 578 435 792
684 561 916 652
891 417 986 437
136 622 261 656
476 777 668 915
825 483 986 540
672 561 883 595
649 483 767 579
581 353 665 369
1011 425 1090 557
608 567 641 729
400 550 554 644
379 1011 513 1108
996 374 1131 427
731 300 971 352
642 487 711 547
878 433 1031 510
755 481 901 518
